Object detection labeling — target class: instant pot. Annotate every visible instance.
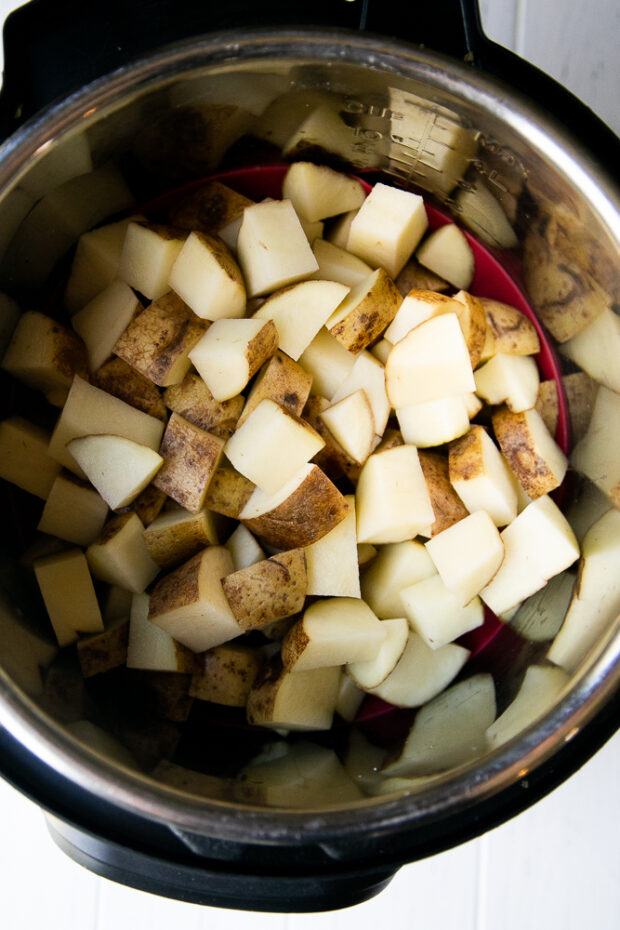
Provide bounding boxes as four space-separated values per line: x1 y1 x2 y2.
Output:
0 0 618 913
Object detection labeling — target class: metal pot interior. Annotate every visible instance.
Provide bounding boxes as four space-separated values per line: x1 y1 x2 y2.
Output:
0 29 618 845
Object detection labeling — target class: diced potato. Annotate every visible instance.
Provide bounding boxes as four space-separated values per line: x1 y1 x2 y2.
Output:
114 291 208 387
221 548 307 630
385 313 475 408
163 372 243 440
86 512 159 594
449 425 518 527
298 329 356 399
246 652 341 731
347 182 428 278
93 357 167 421
368 631 469 708
237 199 319 297
72 280 142 374
320 390 376 465
2 310 88 405
282 162 366 222
237 351 312 428
394 259 449 296
570 385 620 507
189 317 278 402
304 495 361 598
281 598 386 671
416 223 474 290
356 446 435 545
77 617 129 678
396 396 470 448
347 618 409 690
480 298 540 357
424 510 504 606
479 496 579 616
168 180 253 238
302 395 362 485
0 417 61 499
474 353 540 412
118 221 186 300
326 268 401 355
148 546 242 652
34 548 104 646
451 290 487 369
560 306 620 393
384 289 460 346
252 279 350 361
126 593 196 673
153 412 225 513
224 524 265 571
190 643 263 706
67 434 164 510
400 574 484 649
336 673 366 723
64 217 136 314
418 451 469 536
168 231 246 320
310 238 373 288
48 376 165 476
204 467 255 519
37 472 108 546
143 506 218 569
361 539 437 620
123 484 167 527
226 399 324 495
331 350 390 437
240 463 348 549
492 406 567 499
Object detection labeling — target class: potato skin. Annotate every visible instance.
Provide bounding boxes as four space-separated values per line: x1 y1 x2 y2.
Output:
448 425 487 484
536 372 596 444
221 548 307 630
242 465 349 549
302 395 362 484
244 319 279 380
395 260 449 296
492 406 560 498
204 467 256 519
153 412 224 513
280 618 311 672
238 351 313 427
93 357 167 420
77 618 129 678
454 291 486 369
168 181 253 234
480 298 540 357
190 644 263 706
163 372 243 439
328 268 401 354
148 549 204 619
418 451 469 535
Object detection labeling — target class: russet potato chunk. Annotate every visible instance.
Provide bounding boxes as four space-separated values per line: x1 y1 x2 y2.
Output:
77 617 129 678
64 216 136 314
190 643 263 706
492 406 567 499
143 506 218 569
282 161 366 222
368 631 469 708
72 279 142 374
93 357 167 421
67 434 164 510
384 289 460 346
474 353 540 413
347 182 428 278
168 230 246 321
424 510 504 607
0 416 61 499
418 451 469 537
34 548 104 647
204 467 255 519
148 545 242 653
281 598 386 672
304 494 361 598
126 593 197 673
237 351 313 427
356 445 435 545
449 425 518 528
188 317 278 402
400 574 484 649
86 512 159 594
310 239 373 288
1 310 88 406
416 223 474 290
479 297 540 357
361 539 437 620
38 471 108 546
326 267 402 354
221 548 307 630
226 398 324 496
118 221 186 301
302 395 362 485
240 462 349 549
168 180 254 238
164 372 243 440
114 291 208 387
153 412 225 513
246 654 341 731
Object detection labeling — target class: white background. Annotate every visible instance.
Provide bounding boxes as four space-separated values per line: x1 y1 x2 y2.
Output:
0 0 618 926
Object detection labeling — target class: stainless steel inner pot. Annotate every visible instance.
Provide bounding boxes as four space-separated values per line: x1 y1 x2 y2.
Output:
0 24 618 910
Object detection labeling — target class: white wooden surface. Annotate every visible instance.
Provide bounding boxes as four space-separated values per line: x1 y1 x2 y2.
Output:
0 0 619 926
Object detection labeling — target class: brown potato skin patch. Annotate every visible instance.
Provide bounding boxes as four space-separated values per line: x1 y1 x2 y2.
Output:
204 468 255 519
221 548 307 630
419 451 469 535
148 549 204 619
153 412 224 513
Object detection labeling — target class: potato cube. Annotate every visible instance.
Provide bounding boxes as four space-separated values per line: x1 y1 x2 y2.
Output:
38 472 108 546
86 512 159 593
238 351 313 428
320 390 376 465
72 279 142 373
281 598 386 672
148 546 242 652
153 412 225 513
246 655 341 731
449 425 518 527
305 494 360 598
163 372 243 439
361 540 437 620
2 310 88 405
302 395 362 485
92 357 167 421
356 446 435 545
237 199 319 297
226 398 324 496
168 231 246 320
77 617 129 678
415 223 474 290
34 549 103 646
331 350 390 437
347 182 428 277
143 506 218 569
298 329 356 399
114 291 208 387
492 406 567 499
168 180 253 236
310 239 373 288
383 289 460 346
189 317 278 402
252 279 350 361
424 510 504 606
126 593 196 673
474 353 540 412
67 434 164 510
204 467 255 519
368 631 469 707
326 268 401 354
224 524 265 571
221 548 307 630
396 396 470 448
347 617 410 691
282 162 367 222
190 643 262 706
480 297 540 357
47 376 165 476
418 451 469 537
118 221 186 300
64 217 135 314
0 417 60 499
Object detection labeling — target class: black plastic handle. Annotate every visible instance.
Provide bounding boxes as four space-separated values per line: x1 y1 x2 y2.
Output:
0 0 483 133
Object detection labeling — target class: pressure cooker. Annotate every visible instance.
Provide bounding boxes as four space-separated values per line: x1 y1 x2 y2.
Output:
0 0 618 913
